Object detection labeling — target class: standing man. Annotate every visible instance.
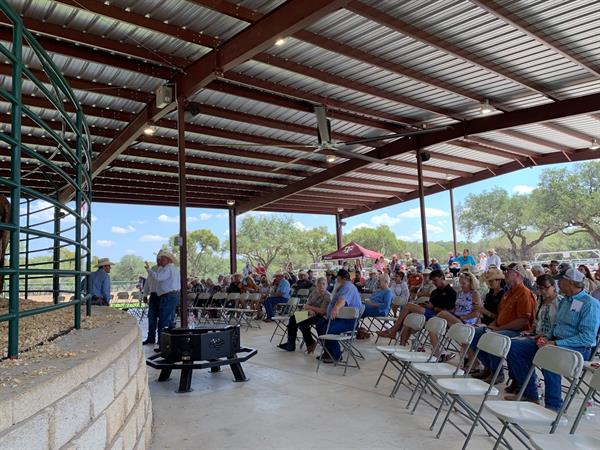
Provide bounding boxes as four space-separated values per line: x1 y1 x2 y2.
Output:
263 271 291 322
90 258 114 305
142 256 160 345
316 269 362 363
145 250 180 351
505 268 600 408
485 248 501 270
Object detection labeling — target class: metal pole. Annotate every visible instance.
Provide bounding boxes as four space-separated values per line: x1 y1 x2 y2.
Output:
8 21 23 358
177 95 188 329
229 208 237 274
74 110 83 329
449 188 458 257
416 148 429 266
24 197 30 296
335 214 343 249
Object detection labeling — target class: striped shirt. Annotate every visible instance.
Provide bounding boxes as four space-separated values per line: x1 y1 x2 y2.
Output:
552 289 600 348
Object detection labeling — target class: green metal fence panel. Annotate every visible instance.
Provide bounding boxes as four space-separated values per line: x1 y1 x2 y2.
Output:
0 1 92 359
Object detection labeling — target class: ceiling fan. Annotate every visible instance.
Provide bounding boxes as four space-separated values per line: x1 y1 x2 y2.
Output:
201 105 449 172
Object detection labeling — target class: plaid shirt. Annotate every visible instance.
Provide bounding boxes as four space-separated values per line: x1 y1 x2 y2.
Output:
552 289 600 348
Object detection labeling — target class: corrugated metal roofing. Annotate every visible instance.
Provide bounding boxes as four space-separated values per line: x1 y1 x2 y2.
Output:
3 0 600 215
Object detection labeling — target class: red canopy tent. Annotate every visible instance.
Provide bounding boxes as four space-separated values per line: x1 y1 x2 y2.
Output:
321 242 383 261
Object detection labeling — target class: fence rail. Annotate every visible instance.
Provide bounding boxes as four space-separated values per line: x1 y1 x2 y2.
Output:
0 1 92 358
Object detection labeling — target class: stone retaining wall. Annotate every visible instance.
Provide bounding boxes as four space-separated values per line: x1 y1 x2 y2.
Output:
0 308 152 450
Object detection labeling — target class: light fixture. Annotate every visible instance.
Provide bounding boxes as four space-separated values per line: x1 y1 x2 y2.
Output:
480 99 495 115
445 174 452 180
337 207 344 213
226 200 235 206
326 154 336 163
274 38 287 46
590 138 600 150
143 126 155 136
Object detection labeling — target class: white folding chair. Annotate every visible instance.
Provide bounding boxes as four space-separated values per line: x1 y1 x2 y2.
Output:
374 313 426 388
529 369 600 450
407 323 476 414
316 305 363 375
372 295 409 337
389 317 448 398
270 297 299 344
296 288 310 305
205 292 227 323
484 345 585 450
431 331 512 450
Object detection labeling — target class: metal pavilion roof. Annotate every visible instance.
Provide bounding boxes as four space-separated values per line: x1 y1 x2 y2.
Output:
1 0 600 217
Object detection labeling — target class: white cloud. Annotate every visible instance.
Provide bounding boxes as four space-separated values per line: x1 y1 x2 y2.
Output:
437 220 448 225
139 234 168 242
158 214 178 223
111 225 136 234
349 223 373 232
215 213 228 219
188 217 199 223
199 213 213 220
125 249 136 255
399 207 449 219
96 239 116 247
427 224 444 234
513 185 534 195
293 221 311 231
371 213 401 226
130 220 146 225
397 235 413 241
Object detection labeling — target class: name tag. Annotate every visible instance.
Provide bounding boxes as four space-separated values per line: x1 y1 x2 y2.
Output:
571 300 583 312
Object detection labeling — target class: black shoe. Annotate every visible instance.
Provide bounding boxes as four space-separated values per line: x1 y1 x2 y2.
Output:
277 343 295 352
153 347 161 353
142 340 155 345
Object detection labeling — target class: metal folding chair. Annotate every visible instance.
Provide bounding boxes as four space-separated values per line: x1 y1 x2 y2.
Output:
371 295 409 338
484 345 584 450
270 297 299 344
316 305 363 375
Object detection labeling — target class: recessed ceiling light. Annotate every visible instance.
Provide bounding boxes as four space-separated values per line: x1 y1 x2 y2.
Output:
143 126 155 135
275 38 287 46
326 154 336 163
445 174 452 180
337 207 344 213
480 99 495 115
590 138 600 150
227 200 235 206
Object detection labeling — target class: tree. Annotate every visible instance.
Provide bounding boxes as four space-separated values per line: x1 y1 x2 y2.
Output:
536 161 600 247
112 254 145 281
164 229 222 277
344 225 401 256
297 226 336 263
457 188 561 260
236 215 298 273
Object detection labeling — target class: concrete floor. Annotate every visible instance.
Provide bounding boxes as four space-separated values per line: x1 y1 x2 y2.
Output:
141 321 600 450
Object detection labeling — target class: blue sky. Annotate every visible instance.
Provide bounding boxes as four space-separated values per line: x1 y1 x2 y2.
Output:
88 161 577 261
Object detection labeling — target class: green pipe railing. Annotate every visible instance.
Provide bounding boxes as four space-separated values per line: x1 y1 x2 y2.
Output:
0 1 92 359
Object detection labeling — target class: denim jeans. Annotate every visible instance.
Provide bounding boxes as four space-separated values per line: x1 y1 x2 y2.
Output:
286 314 322 348
507 338 591 409
316 318 356 360
263 296 287 319
470 327 521 373
157 292 179 344
146 292 160 343
362 304 386 318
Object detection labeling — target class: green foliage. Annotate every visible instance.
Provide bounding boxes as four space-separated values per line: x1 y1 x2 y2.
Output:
112 254 145 281
163 228 223 278
297 226 336 263
344 225 403 255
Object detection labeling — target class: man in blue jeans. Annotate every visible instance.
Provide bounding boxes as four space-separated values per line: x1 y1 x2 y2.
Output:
505 268 600 409
263 271 291 322
142 256 160 345
316 269 362 363
145 250 181 352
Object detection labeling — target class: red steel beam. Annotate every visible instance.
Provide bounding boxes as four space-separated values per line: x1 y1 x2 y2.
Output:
347 1 554 100
470 0 600 78
499 129 571 152
540 122 596 143
464 136 538 157
236 91 600 213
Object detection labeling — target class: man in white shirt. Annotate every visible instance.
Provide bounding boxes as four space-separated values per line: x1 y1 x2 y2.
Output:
142 256 160 345
145 250 181 351
485 248 501 270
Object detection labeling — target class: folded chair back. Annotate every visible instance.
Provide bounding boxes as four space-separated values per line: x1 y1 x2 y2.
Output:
227 292 240 301
476 331 511 358
337 305 361 320
240 292 250 302
404 313 426 332
447 323 475 346
197 292 211 300
533 345 584 379
297 288 310 297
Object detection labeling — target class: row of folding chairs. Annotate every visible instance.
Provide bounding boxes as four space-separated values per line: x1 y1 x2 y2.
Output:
374 314 600 450
189 292 263 329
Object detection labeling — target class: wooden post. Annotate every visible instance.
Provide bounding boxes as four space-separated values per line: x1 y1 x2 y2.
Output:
416 148 429 266
449 188 458 256
229 208 237 274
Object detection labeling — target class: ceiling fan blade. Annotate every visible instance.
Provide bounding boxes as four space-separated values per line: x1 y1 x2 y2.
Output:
201 142 315 148
272 147 323 173
339 125 451 146
314 105 331 144
330 147 389 165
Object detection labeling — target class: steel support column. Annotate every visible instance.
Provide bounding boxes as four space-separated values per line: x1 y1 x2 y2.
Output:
449 188 458 257
416 149 429 266
177 96 189 329
229 208 237 275
52 206 61 304
335 214 343 249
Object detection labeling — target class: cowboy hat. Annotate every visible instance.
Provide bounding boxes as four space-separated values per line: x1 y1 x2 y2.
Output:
96 257 115 268
157 250 178 264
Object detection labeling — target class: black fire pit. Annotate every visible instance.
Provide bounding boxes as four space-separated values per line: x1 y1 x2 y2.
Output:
146 324 257 393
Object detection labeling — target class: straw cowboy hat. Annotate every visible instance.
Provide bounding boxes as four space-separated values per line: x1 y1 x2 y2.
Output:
484 267 505 281
157 250 178 264
96 257 115 268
